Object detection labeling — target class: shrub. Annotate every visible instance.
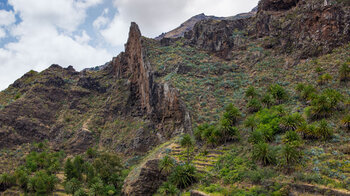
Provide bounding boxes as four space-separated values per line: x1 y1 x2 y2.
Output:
279 113 305 132
245 86 259 99
317 73 332 85
296 122 318 140
219 118 239 143
0 173 16 191
157 182 179 196
315 119 333 140
252 142 277 166
339 62 350 82
245 168 276 184
268 84 288 104
93 153 123 185
27 170 58 194
296 84 316 101
280 143 302 167
261 93 274 108
256 124 275 142
244 115 258 132
341 114 350 131
282 131 301 144
64 178 82 194
249 129 265 144
223 103 241 126
247 98 262 113
169 164 197 189
159 155 175 175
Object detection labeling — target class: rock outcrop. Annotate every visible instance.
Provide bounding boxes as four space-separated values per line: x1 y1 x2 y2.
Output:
122 159 166 196
184 19 249 59
183 0 350 59
111 22 192 140
254 0 350 58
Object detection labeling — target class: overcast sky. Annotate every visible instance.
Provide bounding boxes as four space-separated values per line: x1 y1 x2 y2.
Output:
0 0 258 90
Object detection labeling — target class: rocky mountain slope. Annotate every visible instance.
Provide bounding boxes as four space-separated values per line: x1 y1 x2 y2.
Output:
0 0 350 195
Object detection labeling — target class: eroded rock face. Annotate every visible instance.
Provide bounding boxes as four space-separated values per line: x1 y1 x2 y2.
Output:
254 3 350 58
184 19 249 59
111 23 192 141
258 0 300 12
122 159 166 196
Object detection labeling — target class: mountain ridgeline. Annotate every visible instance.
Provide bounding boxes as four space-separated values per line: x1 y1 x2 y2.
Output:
0 0 350 195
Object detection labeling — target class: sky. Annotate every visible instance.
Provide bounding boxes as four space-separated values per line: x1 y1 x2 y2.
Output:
0 0 258 90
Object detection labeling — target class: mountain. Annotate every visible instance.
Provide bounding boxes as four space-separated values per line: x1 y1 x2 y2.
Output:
155 7 257 40
1 0 350 195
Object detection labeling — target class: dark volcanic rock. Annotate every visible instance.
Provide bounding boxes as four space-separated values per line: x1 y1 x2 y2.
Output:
122 159 166 196
185 19 249 59
258 0 300 12
111 22 192 142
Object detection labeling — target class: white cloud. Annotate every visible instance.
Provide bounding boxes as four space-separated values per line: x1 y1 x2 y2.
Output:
0 28 6 38
0 0 112 90
0 10 16 26
93 8 110 30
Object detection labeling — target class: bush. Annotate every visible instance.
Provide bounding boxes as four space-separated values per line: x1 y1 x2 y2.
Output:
247 98 262 113
245 86 259 99
317 73 332 85
268 84 288 104
245 168 276 184
223 103 241 126
27 170 58 194
261 93 274 108
159 155 175 175
244 115 258 132
315 119 333 140
252 142 277 166
64 178 82 194
296 84 316 101
339 62 350 82
157 182 179 196
282 131 301 144
280 143 302 167
169 164 197 189
249 129 266 144
296 122 318 140
279 113 305 132
0 173 16 191
341 114 350 131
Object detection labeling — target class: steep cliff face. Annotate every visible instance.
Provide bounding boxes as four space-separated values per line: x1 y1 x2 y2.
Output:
111 22 192 140
183 0 350 59
254 0 350 58
184 19 249 59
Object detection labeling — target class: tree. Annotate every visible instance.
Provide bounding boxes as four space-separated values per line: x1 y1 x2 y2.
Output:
159 155 175 175
244 115 258 132
223 103 241 126
245 86 259 99
27 170 58 194
64 178 82 195
180 134 195 164
341 114 350 131
93 153 123 185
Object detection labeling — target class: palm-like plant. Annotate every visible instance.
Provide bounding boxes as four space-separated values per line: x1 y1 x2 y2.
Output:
280 143 302 167
262 93 274 108
159 155 175 175
316 119 333 140
244 115 258 132
158 182 179 196
282 131 301 144
279 113 305 132
341 114 350 131
245 86 259 99
223 103 241 126
252 142 276 166
169 164 196 189
180 134 194 164
247 98 262 113
339 62 350 82
0 173 16 190
269 84 288 104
